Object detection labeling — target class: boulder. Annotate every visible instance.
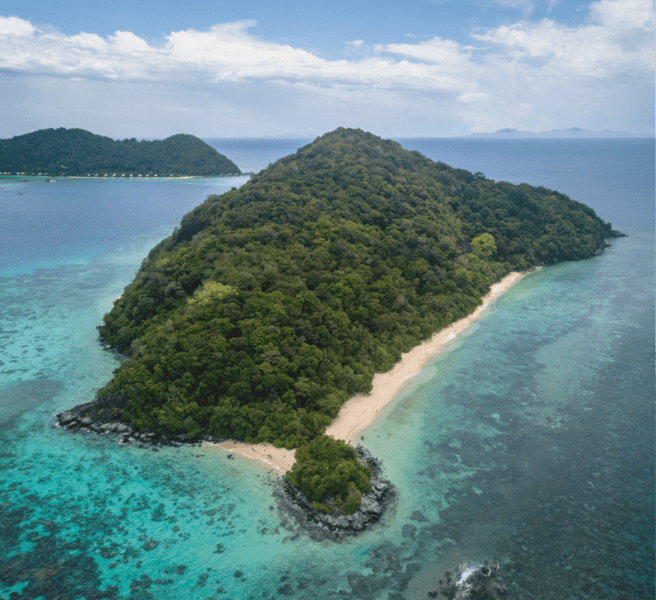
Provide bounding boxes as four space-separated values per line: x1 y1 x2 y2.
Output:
56 410 78 426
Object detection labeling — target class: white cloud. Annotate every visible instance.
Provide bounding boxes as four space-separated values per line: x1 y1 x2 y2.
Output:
1 7 652 85
473 0 655 77
590 0 655 29
109 31 153 54
380 0 654 132
0 15 36 36
0 0 653 136
0 18 476 93
375 37 471 67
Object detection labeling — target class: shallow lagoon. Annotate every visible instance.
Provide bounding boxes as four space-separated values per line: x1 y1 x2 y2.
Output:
1 139 654 599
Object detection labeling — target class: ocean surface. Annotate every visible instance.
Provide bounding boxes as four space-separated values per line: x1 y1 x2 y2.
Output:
0 138 653 600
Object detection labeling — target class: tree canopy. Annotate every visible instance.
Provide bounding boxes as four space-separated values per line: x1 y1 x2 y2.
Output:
286 435 371 514
87 127 616 510
0 128 240 176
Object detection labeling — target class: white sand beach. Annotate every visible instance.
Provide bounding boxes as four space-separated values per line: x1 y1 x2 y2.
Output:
205 271 526 472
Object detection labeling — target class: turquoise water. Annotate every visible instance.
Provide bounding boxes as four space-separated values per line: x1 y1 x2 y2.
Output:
363 230 655 599
1 141 653 599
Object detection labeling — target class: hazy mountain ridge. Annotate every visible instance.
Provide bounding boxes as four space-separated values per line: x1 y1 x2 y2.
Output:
460 127 651 139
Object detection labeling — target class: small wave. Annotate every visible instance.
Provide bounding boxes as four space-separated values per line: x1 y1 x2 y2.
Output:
436 562 504 600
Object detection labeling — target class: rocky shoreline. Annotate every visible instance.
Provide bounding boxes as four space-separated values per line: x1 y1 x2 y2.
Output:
274 445 395 540
57 401 395 539
56 400 230 449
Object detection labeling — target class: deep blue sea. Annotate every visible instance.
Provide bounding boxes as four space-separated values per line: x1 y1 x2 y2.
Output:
0 139 653 600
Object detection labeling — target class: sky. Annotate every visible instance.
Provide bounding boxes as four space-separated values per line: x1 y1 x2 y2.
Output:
0 0 654 138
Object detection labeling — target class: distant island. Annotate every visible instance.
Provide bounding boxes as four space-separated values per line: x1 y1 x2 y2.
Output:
57 127 620 526
460 127 650 139
0 128 241 177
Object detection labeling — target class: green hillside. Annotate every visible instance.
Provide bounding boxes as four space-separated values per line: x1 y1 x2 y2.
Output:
65 127 618 513
96 128 614 437
0 128 240 176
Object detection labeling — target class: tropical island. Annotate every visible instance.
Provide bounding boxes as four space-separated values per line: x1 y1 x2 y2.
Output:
57 127 620 526
0 128 240 177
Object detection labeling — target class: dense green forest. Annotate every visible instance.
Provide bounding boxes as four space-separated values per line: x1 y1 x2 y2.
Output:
287 435 372 514
0 128 240 176
83 128 616 510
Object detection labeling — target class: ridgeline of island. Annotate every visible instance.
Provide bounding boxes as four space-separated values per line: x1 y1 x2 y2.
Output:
56 127 621 529
0 128 241 177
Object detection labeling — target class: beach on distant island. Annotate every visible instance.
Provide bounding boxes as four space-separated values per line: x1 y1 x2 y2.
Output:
203 270 527 472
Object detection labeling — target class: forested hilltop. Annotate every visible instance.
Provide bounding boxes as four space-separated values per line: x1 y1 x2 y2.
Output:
0 128 240 177
61 128 618 515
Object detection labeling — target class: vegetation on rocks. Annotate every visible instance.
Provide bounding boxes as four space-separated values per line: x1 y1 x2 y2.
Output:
286 435 371 514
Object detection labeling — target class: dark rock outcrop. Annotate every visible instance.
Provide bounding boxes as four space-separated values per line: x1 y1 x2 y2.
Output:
57 391 129 426
55 401 229 449
56 392 137 438
274 446 395 540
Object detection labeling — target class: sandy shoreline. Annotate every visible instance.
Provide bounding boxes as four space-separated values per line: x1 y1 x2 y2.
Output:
205 271 526 472
203 439 296 472
326 271 525 444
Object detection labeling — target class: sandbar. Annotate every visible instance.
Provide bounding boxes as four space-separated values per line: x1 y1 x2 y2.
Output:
205 271 526 472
